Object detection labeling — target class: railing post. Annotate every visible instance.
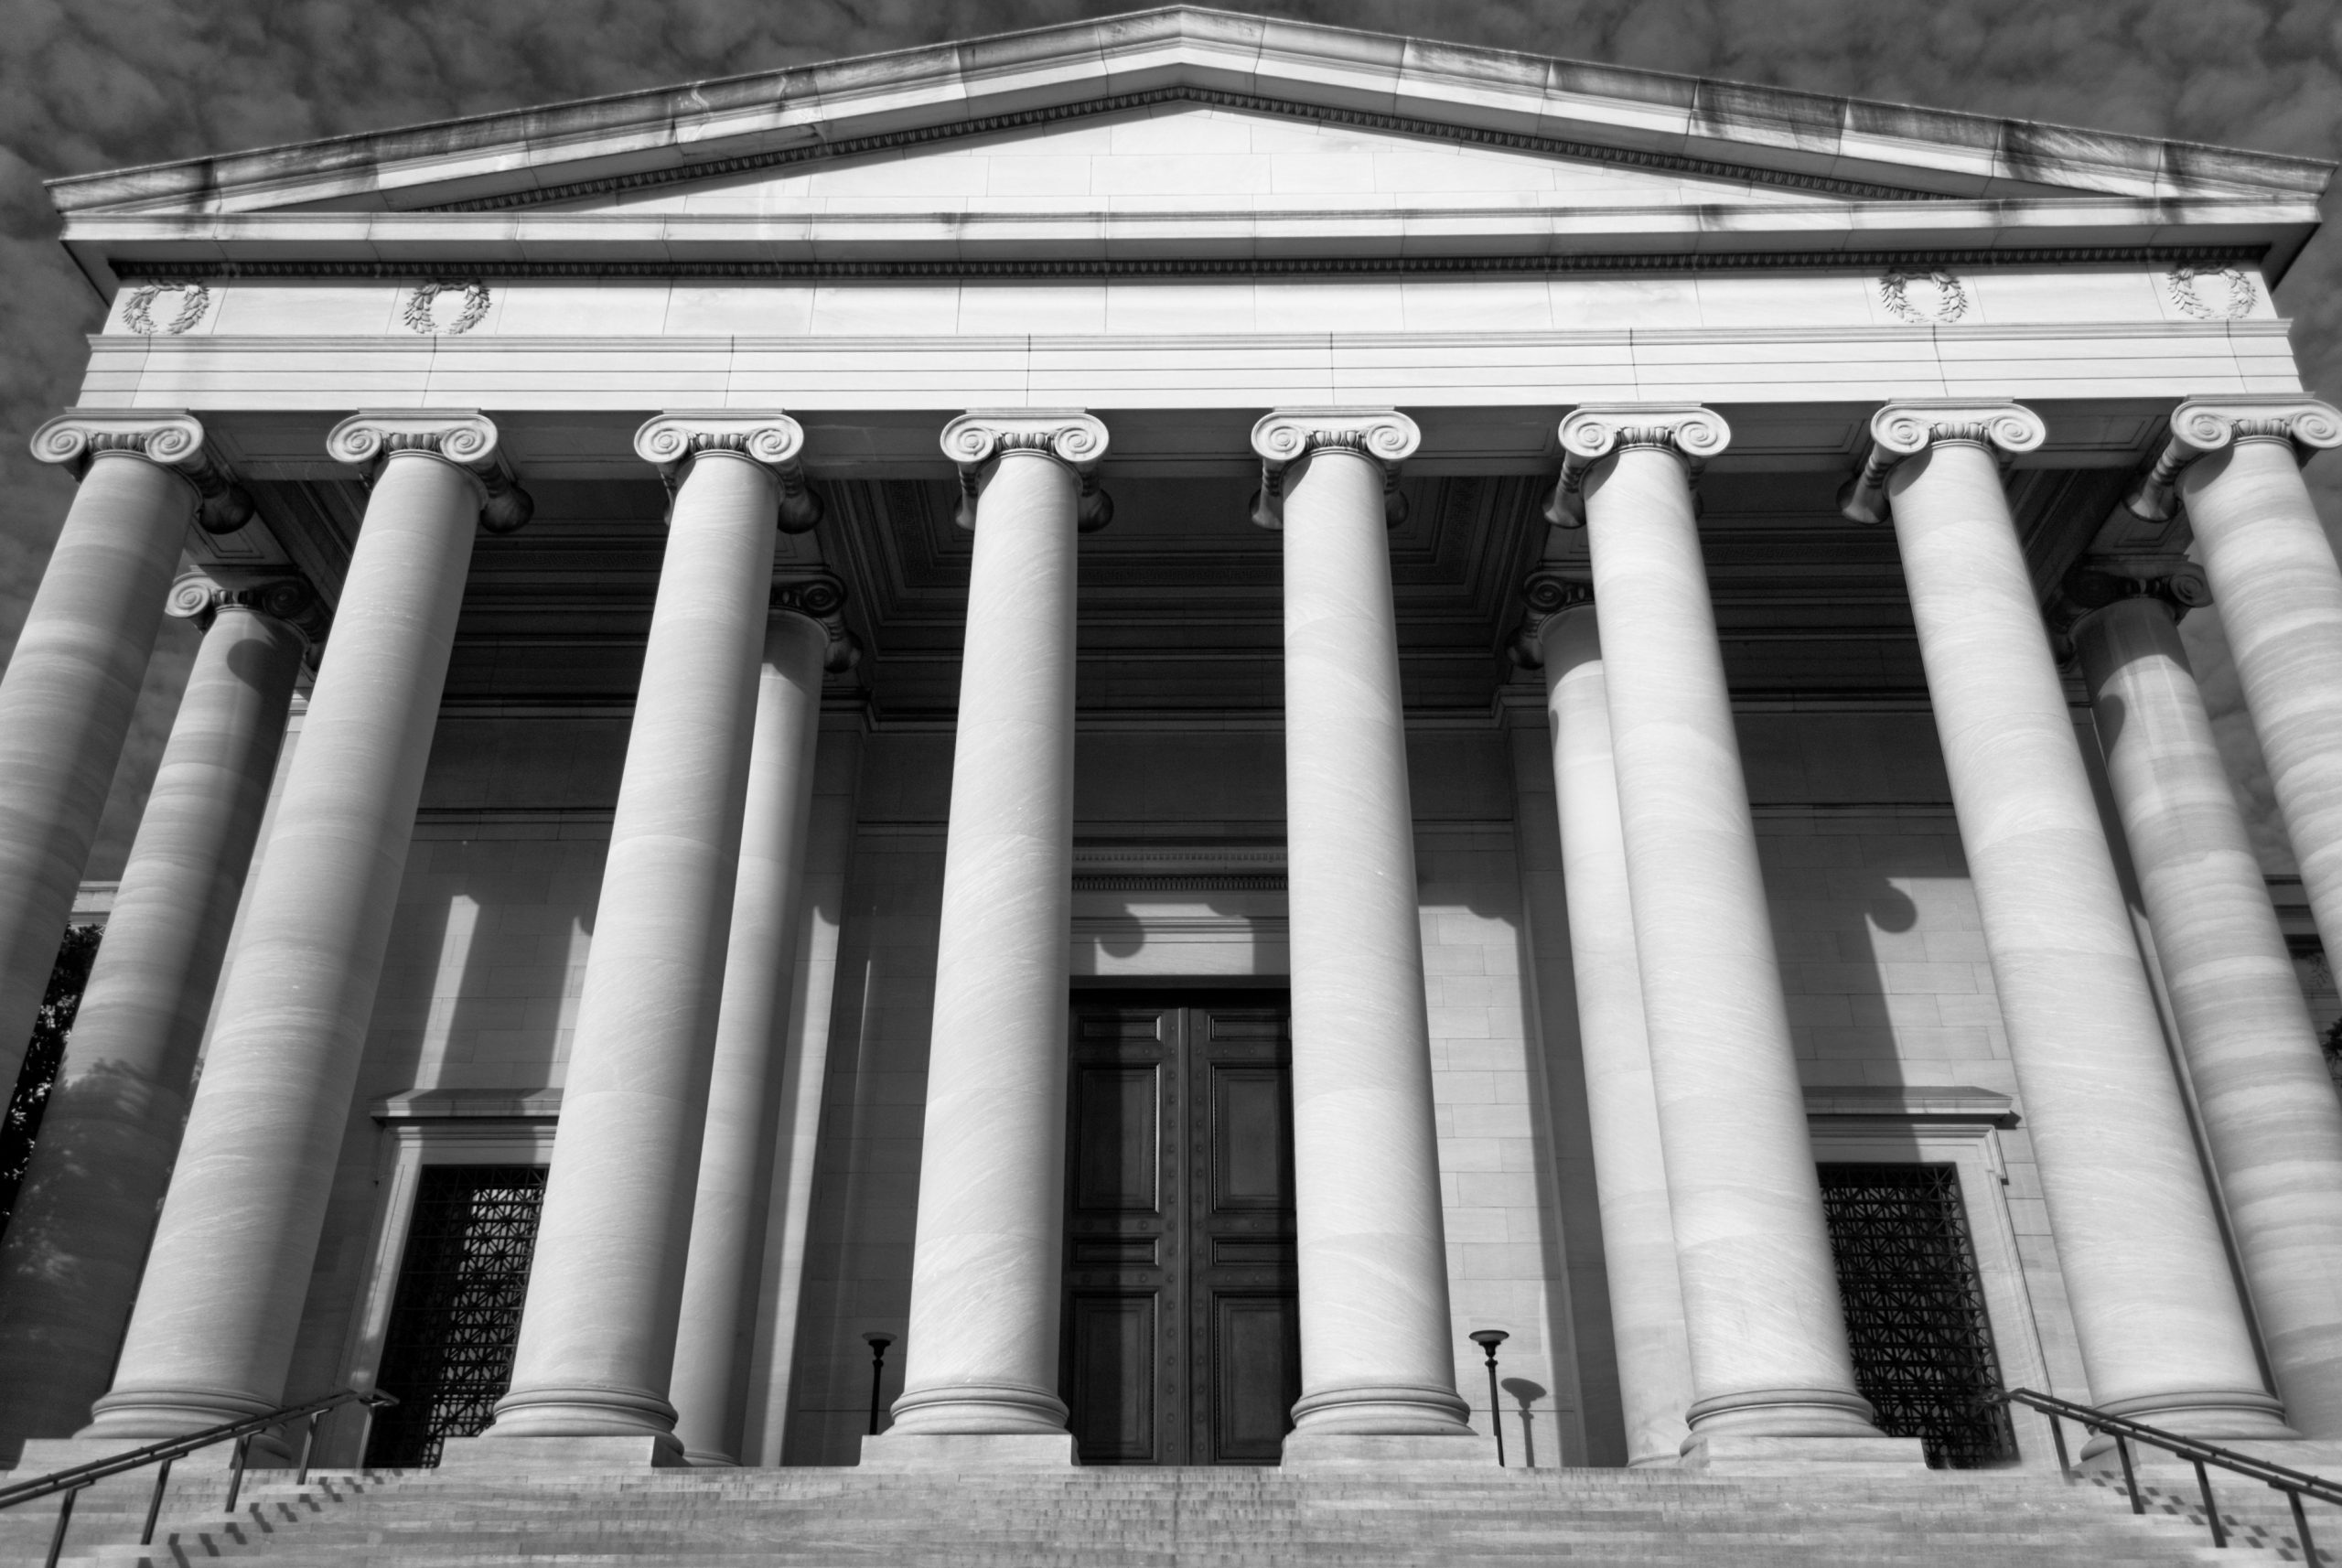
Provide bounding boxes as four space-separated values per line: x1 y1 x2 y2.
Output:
2288 1487 2320 1567
2115 1433 2143 1514
296 1412 319 1485
139 1455 175 1546
42 1484 86 1568
2047 1412 2073 1481
2194 1458 2227 1548
222 1433 252 1514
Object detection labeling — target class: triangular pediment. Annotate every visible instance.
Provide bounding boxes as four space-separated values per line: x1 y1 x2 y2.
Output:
541 102 1842 218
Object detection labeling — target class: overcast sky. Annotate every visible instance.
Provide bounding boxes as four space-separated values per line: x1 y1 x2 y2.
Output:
3 0 2338 874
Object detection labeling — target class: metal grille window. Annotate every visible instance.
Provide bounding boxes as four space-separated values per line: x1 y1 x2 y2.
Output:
365 1164 547 1467
1818 1162 2016 1468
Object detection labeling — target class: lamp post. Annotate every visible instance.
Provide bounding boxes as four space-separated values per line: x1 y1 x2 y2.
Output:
1468 1328 1509 1466
862 1332 896 1437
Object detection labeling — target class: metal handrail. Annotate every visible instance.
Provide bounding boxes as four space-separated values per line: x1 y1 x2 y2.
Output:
1993 1386 2339 1561
0 1384 396 1568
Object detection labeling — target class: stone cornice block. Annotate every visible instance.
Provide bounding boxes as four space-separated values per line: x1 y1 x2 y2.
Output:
2125 394 2342 522
942 410 1112 532
327 410 533 533
1248 407 1419 531
167 566 332 650
30 408 253 535
635 411 821 532
1838 398 2045 525
1544 403 1729 527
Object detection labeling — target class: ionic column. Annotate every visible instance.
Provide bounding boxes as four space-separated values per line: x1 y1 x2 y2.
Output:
1520 582 1695 1466
0 570 318 1450
482 415 815 1456
2128 399 2342 967
1563 405 1896 1461
1251 409 1475 1463
2065 561 2342 1437
871 412 1107 1466
670 577 846 1467
0 414 248 1100
1844 400 2287 1438
81 413 529 1440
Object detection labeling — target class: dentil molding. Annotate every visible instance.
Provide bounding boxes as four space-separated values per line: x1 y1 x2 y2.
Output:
2124 395 2342 522
1248 408 1419 531
635 413 822 533
1544 403 1730 527
30 409 253 535
941 411 1112 532
167 566 332 650
327 411 533 534
1838 398 2046 525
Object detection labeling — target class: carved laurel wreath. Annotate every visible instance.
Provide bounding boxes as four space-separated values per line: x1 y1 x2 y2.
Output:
1879 268 1969 326
122 283 211 336
2167 265 2258 321
403 280 492 336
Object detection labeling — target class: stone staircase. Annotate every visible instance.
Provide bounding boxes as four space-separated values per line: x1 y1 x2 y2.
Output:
0 1462 2315 1567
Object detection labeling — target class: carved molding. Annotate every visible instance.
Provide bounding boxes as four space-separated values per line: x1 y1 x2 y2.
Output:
29 409 253 535
2124 395 2342 522
2166 265 2258 322
1879 268 1970 326
941 411 1112 532
121 282 211 336
1509 571 1596 667
167 567 331 649
403 280 492 336
327 411 533 534
1543 403 1730 527
1838 399 2047 525
771 572 860 673
1248 408 1419 531
635 412 822 533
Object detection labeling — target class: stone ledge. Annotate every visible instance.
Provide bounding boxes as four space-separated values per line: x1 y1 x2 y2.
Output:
856 1433 1080 1470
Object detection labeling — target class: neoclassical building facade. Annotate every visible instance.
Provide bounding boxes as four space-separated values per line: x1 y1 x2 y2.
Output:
1 7 2339 1477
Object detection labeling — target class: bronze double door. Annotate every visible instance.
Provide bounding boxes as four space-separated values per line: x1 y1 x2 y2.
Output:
1060 993 1300 1465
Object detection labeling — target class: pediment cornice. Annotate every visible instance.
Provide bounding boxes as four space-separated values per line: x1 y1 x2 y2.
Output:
48 6 2330 230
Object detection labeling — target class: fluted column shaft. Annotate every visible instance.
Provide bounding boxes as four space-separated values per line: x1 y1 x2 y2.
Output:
2167 407 2342 968
86 416 514 1438
490 420 800 1449
1863 401 2283 1435
0 416 230 1099
0 578 309 1448
1534 600 1694 1466
2075 589 2342 1436
1572 407 1880 1447
886 413 1104 1447
1252 410 1472 1455
671 604 831 1466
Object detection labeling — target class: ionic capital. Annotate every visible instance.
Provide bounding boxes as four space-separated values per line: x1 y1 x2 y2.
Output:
30 409 253 535
2049 554 2211 658
167 567 331 649
771 572 860 673
634 412 822 533
326 411 532 534
941 411 1112 532
1509 571 1596 668
2124 395 2342 522
1839 400 2045 525
1545 404 1729 527
1248 408 1419 531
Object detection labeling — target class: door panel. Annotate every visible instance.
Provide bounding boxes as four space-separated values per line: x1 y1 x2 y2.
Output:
1064 994 1295 1466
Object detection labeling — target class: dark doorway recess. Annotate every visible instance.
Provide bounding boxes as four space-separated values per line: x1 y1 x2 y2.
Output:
1819 1161 2017 1468
366 1164 547 1467
1061 993 1298 1465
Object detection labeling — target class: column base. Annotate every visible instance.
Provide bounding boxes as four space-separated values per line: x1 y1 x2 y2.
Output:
1280 1431 1495 1469
1678 1434 1929 1474
857 1432 1079 1470
436 1434 683 1472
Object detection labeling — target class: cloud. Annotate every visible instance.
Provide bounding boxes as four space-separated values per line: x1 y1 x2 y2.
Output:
1 0 2337 873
